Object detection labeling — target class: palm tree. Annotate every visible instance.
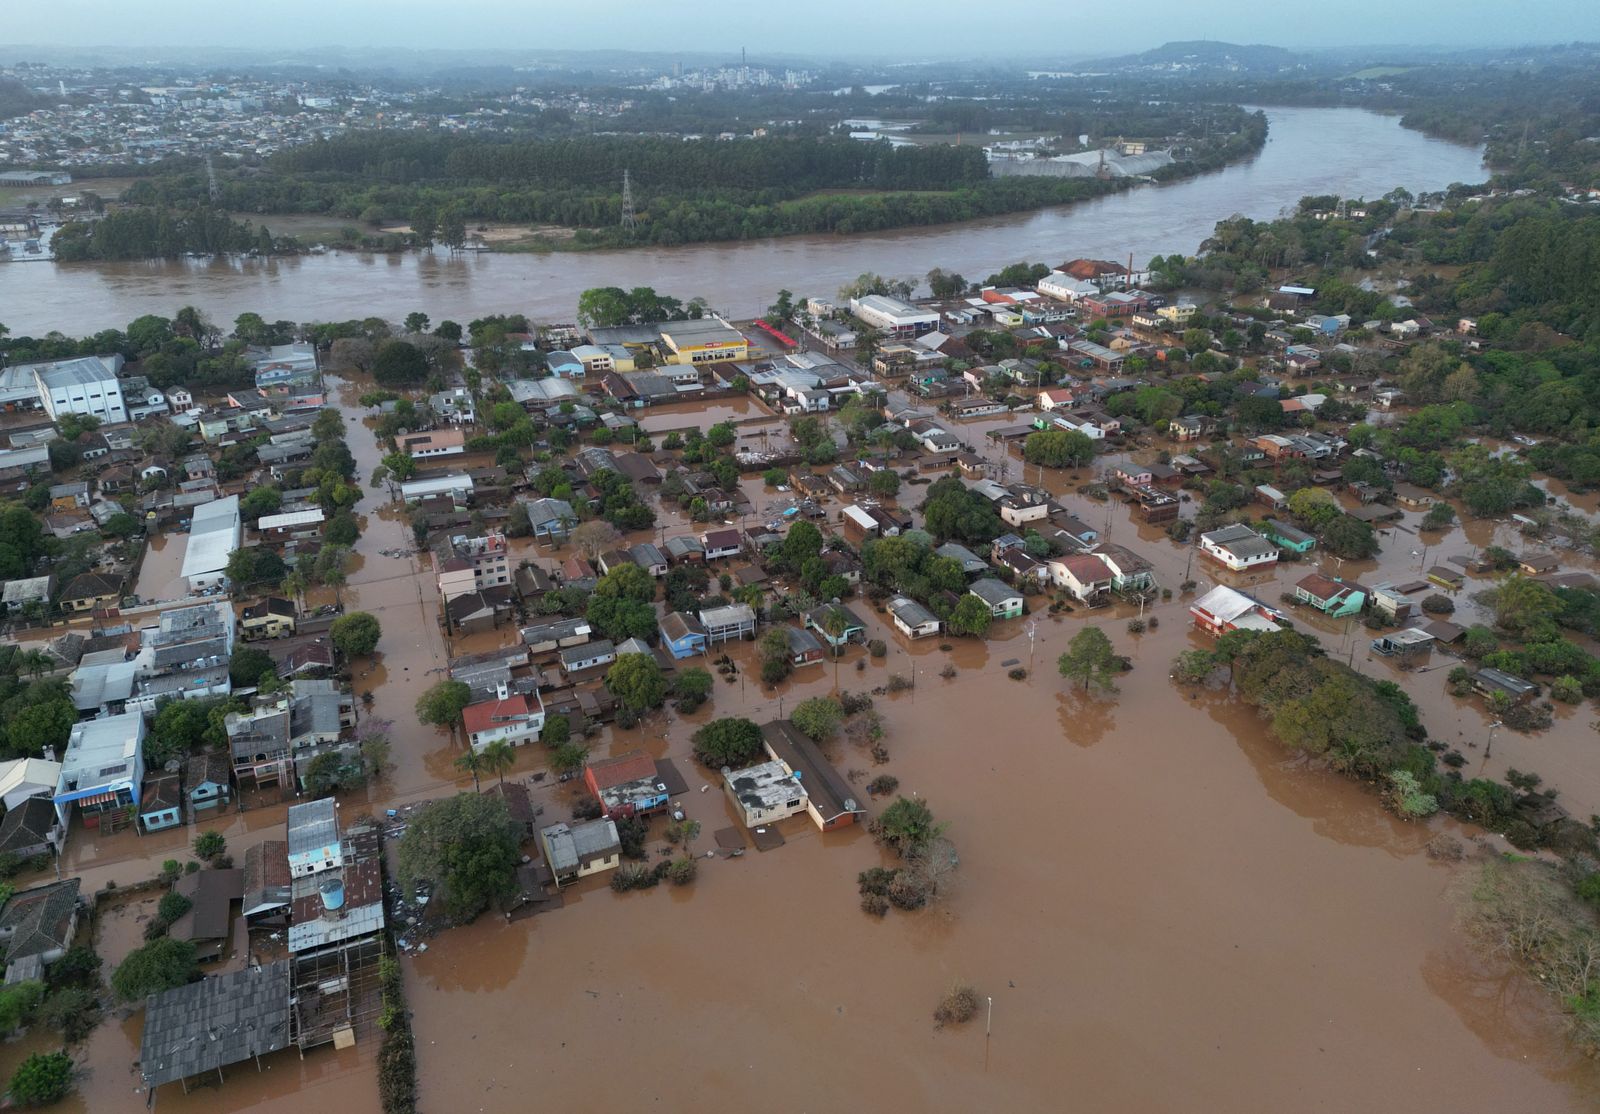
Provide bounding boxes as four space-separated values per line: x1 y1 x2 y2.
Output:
282 568 308 614
480 739 516 787
821 607 849 691
17 649 52 679
454 749 484 792
316 545 351 609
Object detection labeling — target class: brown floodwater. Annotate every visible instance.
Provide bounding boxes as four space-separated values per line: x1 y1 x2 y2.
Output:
0 109 1484 337
132 530 191 605
42 369 1600 1108
404 614 1600 1113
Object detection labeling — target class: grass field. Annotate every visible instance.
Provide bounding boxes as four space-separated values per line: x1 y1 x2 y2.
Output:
1348 66 1417 79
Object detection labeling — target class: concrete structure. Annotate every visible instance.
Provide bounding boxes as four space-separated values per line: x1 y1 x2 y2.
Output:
241 597 297 640
585 751 669 819
888 596 941 639
399 474 474 504
848 294 940 338
968 577 1024 618
54 711 146 831
28 355 127 424
759 720 865 831
1199 524 1280 572
0 758 63 812
182 495 242 592
723 760 807 827
432 532 510 602
398 429 466 459
699 603 756 644
462 690 546 753
1189 585 1282 636
539 819 622 888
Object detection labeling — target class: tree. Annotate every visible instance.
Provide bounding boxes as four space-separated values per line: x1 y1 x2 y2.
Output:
758 626 794 685
593 562 655 604
1320 516 1379 560
946 594 993 638
1024 428 1100 467
790 697 843 741
404 312 431 334
872 797 940 858
868 469 901 498
692 718 764 767
330 612 381 659
303 751 361 797
193 830 226 863
1172 649 1218 685
0 981 42 1033
1421 502 1456 531
550 741 589 775
586 595 658 644
224 546 286 591
111 937 198 1000
416 680 472 740
228 646 275 689
480 739 516 787
926 267 967 299
673 666 714 707
1288 486 1340 529
540 714 571 749
372 339 428 386
1058 627 1119 693
1482 575 1562 641
454 750 484 792
313 545 352 607
8 1051 72 1106
605 653 668 713
571 520 620 561
396 793 520 921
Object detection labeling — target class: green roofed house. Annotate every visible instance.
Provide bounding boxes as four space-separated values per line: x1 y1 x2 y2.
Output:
1263 518 1316 555
1294 572 1365 617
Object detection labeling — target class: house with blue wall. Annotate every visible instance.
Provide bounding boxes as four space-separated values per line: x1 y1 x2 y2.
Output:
660 611 708 659
1263 518 1317 555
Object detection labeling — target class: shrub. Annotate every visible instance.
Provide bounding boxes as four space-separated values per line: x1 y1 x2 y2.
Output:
39 986 98 1044
1384 770 1439 819
157 892 192 925
666 858 698 886
8 1051 72 1106
886 674 913 693
1551 675 1583 703
940 663 957 679
570 798 603 822
192 830 226 863
1126 619 1146 634
1421 593 1455 615
865 775 899 797
1007 667 1027 681
611 864 658 891
867 639 887 658
933 985 980 1028
860 893 889 917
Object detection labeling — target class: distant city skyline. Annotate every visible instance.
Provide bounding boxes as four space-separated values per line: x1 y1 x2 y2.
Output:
20 0 1600 59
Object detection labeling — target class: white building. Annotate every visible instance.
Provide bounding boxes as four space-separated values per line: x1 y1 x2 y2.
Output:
1200 524 1280 572
1036 271 1099 303
29 355 127 424
286 798 342 877
54 711 146 831
848 294 940 338
462 689 546 753
181 495 242 593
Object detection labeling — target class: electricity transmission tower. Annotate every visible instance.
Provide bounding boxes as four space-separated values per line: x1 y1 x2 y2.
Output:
205 154 221 203
621 169 638 233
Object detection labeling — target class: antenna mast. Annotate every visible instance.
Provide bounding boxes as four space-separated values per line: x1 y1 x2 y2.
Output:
621 169 638 234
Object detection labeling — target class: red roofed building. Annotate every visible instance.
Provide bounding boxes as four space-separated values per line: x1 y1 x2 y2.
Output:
1049 553 1115 602
584 750 669 818
462 691 545 752
1061 258 1128 284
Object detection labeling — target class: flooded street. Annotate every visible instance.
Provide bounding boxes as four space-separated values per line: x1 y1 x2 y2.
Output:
405 613 1600 1112
0 108 1484 337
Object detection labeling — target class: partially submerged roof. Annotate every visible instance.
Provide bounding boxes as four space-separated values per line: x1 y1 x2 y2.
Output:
139 959 292 1088
760 720 864 824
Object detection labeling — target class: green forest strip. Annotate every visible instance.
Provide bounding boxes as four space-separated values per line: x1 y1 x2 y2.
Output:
54 119 1266 260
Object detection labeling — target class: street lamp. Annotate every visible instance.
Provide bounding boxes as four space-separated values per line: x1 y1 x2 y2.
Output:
1486 719 1503 759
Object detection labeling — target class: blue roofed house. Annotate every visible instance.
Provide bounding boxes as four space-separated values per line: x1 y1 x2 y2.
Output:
524 497 577 540
546 351 585 379
660 611 708 659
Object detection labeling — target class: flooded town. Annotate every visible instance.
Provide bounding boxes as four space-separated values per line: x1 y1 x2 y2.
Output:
5 23 1600 1114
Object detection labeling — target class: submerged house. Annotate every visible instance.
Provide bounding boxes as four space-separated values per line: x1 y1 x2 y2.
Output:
1293 573 1364 617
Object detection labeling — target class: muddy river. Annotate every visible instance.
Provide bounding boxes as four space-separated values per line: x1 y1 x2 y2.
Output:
0 107 1484 337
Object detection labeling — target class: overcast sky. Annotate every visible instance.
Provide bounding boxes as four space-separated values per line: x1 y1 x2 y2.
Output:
25 0 1600 57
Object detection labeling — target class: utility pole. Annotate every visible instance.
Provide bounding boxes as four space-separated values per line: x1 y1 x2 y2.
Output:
620 169 638 234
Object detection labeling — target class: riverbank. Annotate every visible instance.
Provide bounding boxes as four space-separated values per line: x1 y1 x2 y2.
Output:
0 108 1485 337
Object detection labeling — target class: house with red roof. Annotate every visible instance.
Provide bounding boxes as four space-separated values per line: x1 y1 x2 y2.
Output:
463 690 545 753
583 750 669 819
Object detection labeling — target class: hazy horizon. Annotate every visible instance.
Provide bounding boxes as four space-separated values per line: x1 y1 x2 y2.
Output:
16 0 1600 60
